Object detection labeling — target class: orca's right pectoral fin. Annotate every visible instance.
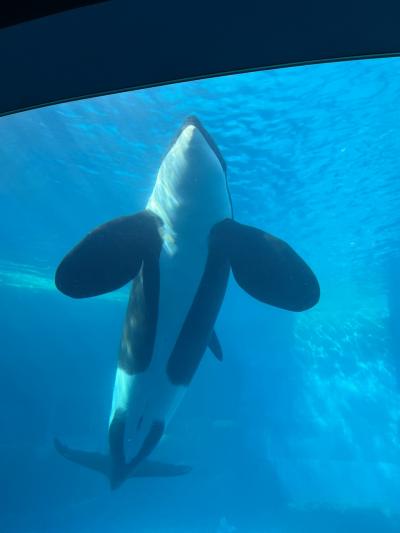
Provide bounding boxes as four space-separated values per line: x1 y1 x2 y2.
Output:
54 438 110 478
55 210 162 298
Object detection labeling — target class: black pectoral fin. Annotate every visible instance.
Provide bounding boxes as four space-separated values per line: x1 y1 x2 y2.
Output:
54 438 110 477
209 329 223 361
130 460 191 478
220 219 320 311
55 210 162 298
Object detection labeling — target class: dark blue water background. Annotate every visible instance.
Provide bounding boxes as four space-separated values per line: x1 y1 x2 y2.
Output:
1 58 400 532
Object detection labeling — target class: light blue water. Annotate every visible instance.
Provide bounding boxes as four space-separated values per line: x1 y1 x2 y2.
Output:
1 57 400 532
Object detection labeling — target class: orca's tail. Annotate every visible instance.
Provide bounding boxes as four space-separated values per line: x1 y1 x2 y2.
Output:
54 438 110 476
54 438 191 487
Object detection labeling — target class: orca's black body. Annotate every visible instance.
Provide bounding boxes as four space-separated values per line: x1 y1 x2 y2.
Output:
55 117 319 488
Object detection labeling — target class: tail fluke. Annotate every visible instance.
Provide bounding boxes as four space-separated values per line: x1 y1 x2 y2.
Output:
131 460 191 477
54 438 191 485
54 438 110 478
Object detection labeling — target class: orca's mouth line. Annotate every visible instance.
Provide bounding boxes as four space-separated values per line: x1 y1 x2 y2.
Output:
183 115 227 174
185 116 233 219
164 115 234 218
166 115 226 174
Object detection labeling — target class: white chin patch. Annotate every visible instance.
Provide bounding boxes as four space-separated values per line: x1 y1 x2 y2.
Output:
147 123 231 256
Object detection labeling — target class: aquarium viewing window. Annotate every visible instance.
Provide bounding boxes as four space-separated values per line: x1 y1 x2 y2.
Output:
1 46 400 532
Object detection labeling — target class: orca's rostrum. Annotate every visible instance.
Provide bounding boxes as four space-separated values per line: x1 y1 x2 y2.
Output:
54 116 320 489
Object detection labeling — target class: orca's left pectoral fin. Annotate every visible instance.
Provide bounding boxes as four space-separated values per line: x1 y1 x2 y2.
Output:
216 219 320 311
54 437 110 478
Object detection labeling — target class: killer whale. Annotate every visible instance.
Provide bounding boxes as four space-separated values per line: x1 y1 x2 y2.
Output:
54 116 320 489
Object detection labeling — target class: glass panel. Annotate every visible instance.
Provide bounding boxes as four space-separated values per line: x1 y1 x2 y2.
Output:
1 57 399 532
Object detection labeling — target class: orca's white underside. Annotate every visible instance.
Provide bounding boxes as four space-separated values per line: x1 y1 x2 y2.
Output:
111 123 232 456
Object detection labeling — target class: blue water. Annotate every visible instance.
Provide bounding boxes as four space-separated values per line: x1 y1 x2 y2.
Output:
1 57 400 532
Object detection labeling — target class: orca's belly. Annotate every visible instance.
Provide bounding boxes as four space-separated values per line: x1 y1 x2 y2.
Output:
110 118 232 456
123 237 209 443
